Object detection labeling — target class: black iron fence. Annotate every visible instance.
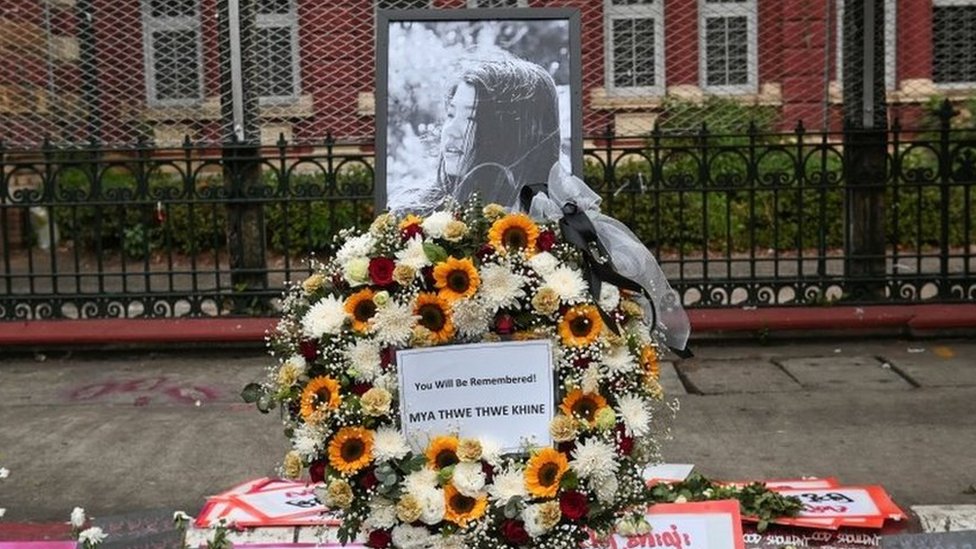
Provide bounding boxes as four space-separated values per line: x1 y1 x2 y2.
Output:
2 109 974 320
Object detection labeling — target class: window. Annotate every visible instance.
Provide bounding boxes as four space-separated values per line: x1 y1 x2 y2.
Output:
468 0 528 6
376 0 430 8
835 0 897 91
604 0 665 95
933 0 976 86
255 0 300 102
142 0 203 106
698 0 757 94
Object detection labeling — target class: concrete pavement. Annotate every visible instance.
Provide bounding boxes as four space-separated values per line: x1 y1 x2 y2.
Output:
0 337 975 527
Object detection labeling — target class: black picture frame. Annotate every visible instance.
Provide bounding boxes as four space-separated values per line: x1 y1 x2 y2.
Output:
375 8 583 212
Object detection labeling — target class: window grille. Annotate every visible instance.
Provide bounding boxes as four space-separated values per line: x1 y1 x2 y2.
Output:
933 0 976 85
604 0 664 95
142 0 203 105
699 0 757 94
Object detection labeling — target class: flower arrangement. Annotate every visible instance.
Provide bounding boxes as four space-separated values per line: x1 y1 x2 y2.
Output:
246 201 678 548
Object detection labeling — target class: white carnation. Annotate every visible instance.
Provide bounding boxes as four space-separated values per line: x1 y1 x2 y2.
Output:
487 466 527 506
416 487 445 525
421 211 453 239
479 263 526 310
335 233 375 265
373 426 411 462
370 300 417 346
599 283 621 310
301 295 347 338
344 339 382 381
602 344 636 374
544 266 586 301
527 251 559 276
391 524 431 549
451 462 486 498
363 497 397 530
570 438 619 481
403 468 438 496
395 236 431 270
615 394 652 437
520 504 550 538
452 298 491 339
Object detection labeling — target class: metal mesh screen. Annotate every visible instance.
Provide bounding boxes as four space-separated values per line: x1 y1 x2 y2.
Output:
1 0 974 147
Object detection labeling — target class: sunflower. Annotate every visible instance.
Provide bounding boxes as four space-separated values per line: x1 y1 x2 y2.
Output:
559 389 608 426
433 257 480 302
524 447 569 498
640 344 660 380
425 435 460 470
488 213 539 255
328 426 374 475
558 305 604 347
443 484 487 526
344 288 377 333
414 293 455 343
300 376 342 420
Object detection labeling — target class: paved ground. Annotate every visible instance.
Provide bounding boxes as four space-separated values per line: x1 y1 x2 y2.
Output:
0 337 974 528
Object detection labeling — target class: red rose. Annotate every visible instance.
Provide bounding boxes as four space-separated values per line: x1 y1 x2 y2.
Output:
359 468 378 491
299 339 318 361
559 490 589 521
536 229 557 252
500 519 530 545
350 382 373 396
369 257 396 287
615 424 635 455
481 461 495 484
380 346 397 370
494 313 515 335
366 529 392 548
421 266 436 290
476 244 496 262
401 224 423 241
309 460 326 483
572 356 592 370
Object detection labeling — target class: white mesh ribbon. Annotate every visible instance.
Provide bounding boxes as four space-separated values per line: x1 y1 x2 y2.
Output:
528 164 691 353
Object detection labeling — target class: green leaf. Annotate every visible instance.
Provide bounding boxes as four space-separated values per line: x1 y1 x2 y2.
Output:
241 383 263 403
256 394 275 413
560 470 579 490
423 242 448 263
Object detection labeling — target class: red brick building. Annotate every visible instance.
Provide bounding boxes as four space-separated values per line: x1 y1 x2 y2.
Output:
0 0 974 146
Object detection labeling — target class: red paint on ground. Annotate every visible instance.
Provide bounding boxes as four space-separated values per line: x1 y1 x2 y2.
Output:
0 522 73 542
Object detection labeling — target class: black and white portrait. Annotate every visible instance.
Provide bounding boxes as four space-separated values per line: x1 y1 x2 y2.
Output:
376 9 581 213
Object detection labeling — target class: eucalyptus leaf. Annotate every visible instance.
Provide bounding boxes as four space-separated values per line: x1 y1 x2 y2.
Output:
241 383 263 403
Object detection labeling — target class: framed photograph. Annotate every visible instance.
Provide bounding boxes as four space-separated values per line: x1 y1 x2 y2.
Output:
375 8 582 212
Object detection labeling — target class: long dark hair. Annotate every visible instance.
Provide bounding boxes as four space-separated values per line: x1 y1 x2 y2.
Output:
436 56 561 209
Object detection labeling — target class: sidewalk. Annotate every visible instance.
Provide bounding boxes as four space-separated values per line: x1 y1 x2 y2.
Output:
1 338 975 537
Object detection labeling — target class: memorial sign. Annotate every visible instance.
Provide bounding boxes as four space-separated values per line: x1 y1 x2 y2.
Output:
397 340 555 453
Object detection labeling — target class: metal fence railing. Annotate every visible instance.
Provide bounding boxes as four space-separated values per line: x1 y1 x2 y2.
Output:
2 106 973 320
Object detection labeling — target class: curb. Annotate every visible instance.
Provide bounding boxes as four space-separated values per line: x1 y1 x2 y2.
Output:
0 305 974 348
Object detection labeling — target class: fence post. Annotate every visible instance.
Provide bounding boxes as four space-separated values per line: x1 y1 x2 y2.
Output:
937 99 957 298
842 0 888 300
217 0 268 313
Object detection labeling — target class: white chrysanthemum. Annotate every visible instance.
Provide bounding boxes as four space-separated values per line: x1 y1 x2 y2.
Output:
452 298 491 339
479 264 526 310
363 497 397 530
403 468 439 496
421 211 453 239
416 487 445 525
70 506 86 528
292 423 324 460
615 394 652 437
544 266 586 301
520 504 550 538
344 339 382 381
527 251 559 276
373 426 411 462
570 438 619 481
599 283 621 310
451 461 486 498
391 524 431 549
370 300 417 346
301 295 347 338
593 473 618 504
487 466 527 506
395 236 431 270
335 233 375 265
602 344 636 374
78 527 107 545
